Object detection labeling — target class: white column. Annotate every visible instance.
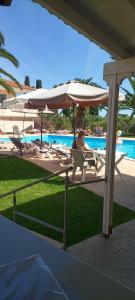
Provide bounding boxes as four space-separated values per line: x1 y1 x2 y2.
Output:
103 75 120 236
102 57 135 236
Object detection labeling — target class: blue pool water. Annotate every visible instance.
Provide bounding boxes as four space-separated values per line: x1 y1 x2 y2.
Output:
0 134 135 159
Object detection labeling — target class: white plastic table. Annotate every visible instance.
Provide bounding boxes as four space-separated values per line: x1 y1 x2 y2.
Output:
94 149 127 179
0 216 135 300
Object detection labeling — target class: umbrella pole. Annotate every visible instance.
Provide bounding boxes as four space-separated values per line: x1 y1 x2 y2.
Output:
40 110 43 150
23 112 25 137
73 102 76 141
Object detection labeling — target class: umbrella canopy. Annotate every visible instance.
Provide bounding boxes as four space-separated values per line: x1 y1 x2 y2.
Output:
26 82 125 109
3 88 48 109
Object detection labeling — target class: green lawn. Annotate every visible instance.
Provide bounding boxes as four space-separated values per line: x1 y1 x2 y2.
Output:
0 156 135 247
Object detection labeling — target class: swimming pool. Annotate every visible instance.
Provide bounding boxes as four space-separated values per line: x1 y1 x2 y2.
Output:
0 134 135 159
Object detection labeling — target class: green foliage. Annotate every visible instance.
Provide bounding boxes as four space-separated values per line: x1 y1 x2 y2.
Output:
36 79 42 89
24 75 30 86
121 77 135 121
75 77 102 88
53 83 63 88
117 115 135 136
0 31 21 96
89 107 99 116
84 113 107 131
41 114 72 131
0 32 4 46
61 108 71 117
36 111 135 135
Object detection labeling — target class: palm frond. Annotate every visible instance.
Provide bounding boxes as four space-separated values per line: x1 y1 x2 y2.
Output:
74 77 102 88
129 111 135 121
0 32 4 46
0 68 22 91
0 48 19 67
128 77 135 93
100 105 108 112
120 104 132 110
0 78 16 96
121 87 132 97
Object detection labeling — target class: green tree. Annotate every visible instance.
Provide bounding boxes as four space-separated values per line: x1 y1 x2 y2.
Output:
121 77 135 120
0 31 21 96
53 83 63 88
74 78 102 129
24 75 30 86
36 79 42 89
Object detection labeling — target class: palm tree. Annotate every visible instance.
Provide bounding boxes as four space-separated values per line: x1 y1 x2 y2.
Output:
74 78 102 129
53 78 102 130
0 31 21 96
75 77 102 88
121 77 135 120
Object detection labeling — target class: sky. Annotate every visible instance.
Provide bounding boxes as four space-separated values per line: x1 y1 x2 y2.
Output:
0 0 132 116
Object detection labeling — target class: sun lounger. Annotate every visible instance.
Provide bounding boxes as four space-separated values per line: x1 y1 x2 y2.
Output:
32 140 53 158
93 149 127 179
51 145 71 164
10 138 36 156
32 139 50 149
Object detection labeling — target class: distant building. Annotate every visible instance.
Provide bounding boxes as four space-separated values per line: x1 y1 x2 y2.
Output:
0 80 35 132
0 109 37 134
0 79 34 107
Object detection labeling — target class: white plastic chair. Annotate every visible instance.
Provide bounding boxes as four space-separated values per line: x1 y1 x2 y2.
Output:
13 125 21 138
70 149 97 181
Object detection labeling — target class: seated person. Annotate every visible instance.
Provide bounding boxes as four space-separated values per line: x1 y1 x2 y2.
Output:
72 130 96 166
95 125 103 136
85 128 92 136
72 130 93 152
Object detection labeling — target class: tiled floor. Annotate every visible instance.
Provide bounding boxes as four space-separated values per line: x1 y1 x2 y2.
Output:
69 220 135 291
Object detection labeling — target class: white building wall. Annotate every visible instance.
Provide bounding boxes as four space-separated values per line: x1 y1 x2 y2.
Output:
0 119 34 133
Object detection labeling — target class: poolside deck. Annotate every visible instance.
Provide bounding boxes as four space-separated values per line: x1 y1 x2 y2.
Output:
23 154 135 211
69 219 135 291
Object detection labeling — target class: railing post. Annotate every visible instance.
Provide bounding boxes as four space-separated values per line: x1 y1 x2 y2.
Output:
13 192 16 222
63 170 69 251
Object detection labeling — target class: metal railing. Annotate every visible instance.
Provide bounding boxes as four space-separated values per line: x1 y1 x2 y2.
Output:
0 166 106 250
0 166 73 250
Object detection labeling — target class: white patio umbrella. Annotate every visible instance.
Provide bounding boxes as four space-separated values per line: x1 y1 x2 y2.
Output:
3 89 54 149
3 88 47 109
27 82 125 138
27 82 125 109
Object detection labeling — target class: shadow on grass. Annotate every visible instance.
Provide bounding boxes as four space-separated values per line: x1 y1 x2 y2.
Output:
1 186 135 247
0 156 65 187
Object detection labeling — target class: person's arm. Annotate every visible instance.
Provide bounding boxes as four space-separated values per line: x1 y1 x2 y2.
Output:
82 141 92 151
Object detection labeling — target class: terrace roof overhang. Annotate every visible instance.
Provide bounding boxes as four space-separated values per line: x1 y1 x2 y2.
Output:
32 0 135 60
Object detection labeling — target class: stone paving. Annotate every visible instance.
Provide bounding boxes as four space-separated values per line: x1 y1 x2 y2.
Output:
69 220 135 291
